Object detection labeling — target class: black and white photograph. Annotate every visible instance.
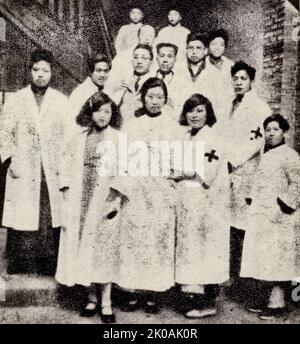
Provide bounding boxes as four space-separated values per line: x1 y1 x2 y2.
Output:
0 0 299 328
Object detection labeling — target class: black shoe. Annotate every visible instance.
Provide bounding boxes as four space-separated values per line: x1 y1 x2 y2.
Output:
80 302 99 317
182 294 217 319
119 298 141 312
143 300 160 314
259 307 289 320
99 307 116 323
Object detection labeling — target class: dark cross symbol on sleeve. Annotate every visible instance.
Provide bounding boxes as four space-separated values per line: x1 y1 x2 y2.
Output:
204 150 219 163
250 127 262 140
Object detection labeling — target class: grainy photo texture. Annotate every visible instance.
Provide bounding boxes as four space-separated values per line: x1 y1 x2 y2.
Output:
0 0 299 325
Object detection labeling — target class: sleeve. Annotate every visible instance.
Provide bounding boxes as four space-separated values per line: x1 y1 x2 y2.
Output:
230 105 271 168
201 143 224 187
0 95 18 163
277 151 300 210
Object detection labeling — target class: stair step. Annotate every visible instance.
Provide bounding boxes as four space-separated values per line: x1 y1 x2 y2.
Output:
0 274 58 307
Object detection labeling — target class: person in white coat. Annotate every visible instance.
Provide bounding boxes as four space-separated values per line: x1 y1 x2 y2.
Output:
56 92 125 323
175 32 223 123
155 42 187 120
0 49 68 275
114 7 144 54
240 114 300 319
224 61 272 301
172 94 230 319
67 53 112 139
155 8 190 60
109 44 153 122
206 29 234 119
115 78 178 314
110 24 156 82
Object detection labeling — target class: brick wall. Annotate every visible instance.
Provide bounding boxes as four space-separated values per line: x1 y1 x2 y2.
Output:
262 0 299 149
295 25 300 153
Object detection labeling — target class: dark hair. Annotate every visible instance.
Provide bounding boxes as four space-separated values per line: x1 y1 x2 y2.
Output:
168 8 182 15
135 77 168 117
133 44 154 60
156 42 178 57
231 61 256 81
179 93 217 127
263 114 290 132
88 53 111 74
186 32 208 47
208 29 229 47
137 24 155 38
130 6 144 13
29 49 53 69
76 92 122 129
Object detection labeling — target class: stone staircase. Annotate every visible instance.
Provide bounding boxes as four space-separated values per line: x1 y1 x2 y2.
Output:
0 229 62 309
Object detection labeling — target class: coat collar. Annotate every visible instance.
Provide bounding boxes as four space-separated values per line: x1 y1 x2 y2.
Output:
24 85 55 119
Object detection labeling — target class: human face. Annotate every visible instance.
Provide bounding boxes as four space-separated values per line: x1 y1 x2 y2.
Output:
91 62 110 88
265 121 285 147
31 60 52 88
157 47 176 73
144 86 166 114
168 10 181 26
92 102 112 128
139 26 155 46
209 37 226 58
232 70 252 95
186 40 207 64
132 48 152 75
130 8 143 24
186 104 207 129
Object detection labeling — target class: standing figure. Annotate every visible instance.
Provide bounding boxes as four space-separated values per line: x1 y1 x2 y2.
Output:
116 78 178 313
155 42 187 119
67 53 112 138
0 49 68 275
56 92 124 323
174 94 230 318
110 44 153 121
224 61 272 300
175 33 221 122
110 24 156 81
240 114 300 320
115 7 144 54
155 8 190 59
206 29 234 119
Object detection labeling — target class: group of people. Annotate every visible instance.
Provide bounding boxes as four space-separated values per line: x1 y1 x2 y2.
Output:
0 6 299 324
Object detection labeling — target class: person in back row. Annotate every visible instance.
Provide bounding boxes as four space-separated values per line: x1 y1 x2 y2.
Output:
155 42 186 119
175 32 221 122
155 7 190 59
67 53 112 138
115 7 144 54
224 61 272 302
110 44 153 121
